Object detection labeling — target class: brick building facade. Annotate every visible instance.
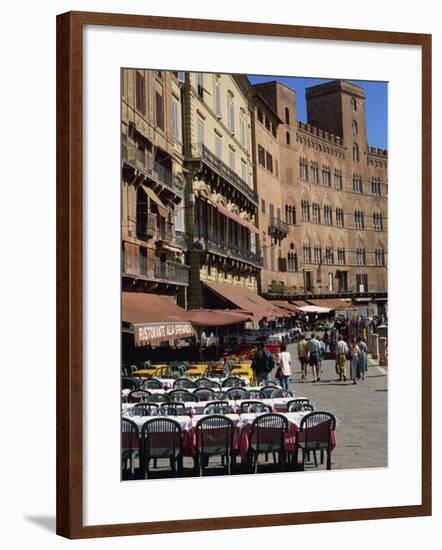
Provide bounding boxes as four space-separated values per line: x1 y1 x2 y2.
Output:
253 79 388 299
121 72 388 306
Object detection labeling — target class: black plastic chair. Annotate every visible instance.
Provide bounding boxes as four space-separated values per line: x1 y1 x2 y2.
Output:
222 377 243 388
126 403 159 416
249 413 289 473
259 386 278 399
196 378 221 389
211 390 229 401
159 402 186 416
240 401 272 414
140 418 183 478
203 403 234 414
144 393 170 403
286 398 311 411
122 377 137 391
270 389 293 399
296 411 337 470
194 387 215 401
173 378 198 390
246 389 265 399
287 400 313 412
226 387 248 400
258 380 278 387
169 389 198 403
127 389 152 403
121 417 139 479
141 379 163 390
195 415 235 476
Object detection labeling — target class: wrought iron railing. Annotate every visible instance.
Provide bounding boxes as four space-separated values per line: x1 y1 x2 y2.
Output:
175 230 187 249
121 136 178 194
153 259 190 285
190 143 258 205
122 252 190 286
203 236 263 268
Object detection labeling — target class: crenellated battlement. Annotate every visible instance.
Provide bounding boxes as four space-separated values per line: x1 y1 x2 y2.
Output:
297 120 344 146
368 146 388 157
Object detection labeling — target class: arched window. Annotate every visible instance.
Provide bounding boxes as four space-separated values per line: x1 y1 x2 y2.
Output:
286 131 291 145
353 143 359 162
352 120 358 135
351 97 357 112
285 107 290 124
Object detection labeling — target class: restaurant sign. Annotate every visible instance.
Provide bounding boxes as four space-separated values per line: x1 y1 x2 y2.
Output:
133 321 196 346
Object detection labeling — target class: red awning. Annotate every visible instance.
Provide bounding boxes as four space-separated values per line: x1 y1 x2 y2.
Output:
183 309 253 326
202 281 288 320
269 300 302 314
122 292 196 346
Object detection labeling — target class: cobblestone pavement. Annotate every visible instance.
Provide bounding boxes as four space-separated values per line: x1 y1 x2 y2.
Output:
286 342 388 471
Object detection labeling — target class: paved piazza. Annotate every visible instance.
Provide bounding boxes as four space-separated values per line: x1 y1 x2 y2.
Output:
286 341 388 471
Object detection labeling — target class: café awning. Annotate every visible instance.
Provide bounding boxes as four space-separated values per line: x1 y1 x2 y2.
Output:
122 292 196 347
298 304 331 314
307 298 351 310
202 281 288 320
292 300 309 308
184 309 253 326
269 300 302 314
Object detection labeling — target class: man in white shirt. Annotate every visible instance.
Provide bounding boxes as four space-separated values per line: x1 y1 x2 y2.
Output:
336 334 349 381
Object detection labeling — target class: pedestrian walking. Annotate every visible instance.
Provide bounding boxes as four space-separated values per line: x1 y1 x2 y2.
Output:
349 338 361 384
307 334 321 382
276 343 292 391
251 341 275 385
297 334 309 381
323 331 329 352
357 336 368 380
335 334 348 381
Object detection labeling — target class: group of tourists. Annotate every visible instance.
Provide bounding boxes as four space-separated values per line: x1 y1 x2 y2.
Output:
251 331 369 388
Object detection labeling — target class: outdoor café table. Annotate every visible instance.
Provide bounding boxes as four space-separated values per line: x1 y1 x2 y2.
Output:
236 411 337 464
121 413 195 455
130 369 158 379
183 413 241 457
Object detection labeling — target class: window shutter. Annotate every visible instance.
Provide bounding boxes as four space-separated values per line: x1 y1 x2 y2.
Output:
215 83 221 117
172 101 179 138
240 118 246 146
215 138 222 159
229 101 235 133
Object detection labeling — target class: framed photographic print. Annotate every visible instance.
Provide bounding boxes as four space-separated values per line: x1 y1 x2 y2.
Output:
56 11 432 539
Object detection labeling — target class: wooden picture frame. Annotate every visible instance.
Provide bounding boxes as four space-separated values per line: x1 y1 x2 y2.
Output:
56 11 432 539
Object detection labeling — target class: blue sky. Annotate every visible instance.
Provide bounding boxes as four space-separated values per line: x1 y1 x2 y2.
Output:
248 75 388 150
